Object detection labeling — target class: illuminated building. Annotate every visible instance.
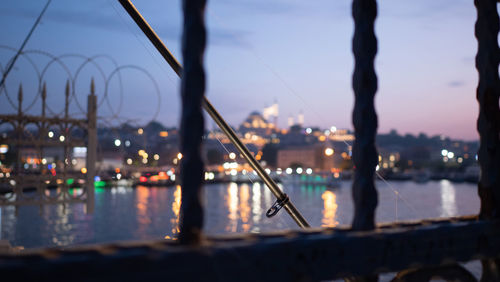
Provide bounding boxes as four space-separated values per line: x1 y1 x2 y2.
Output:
262 101 279 129
277 145 335 171
239 111 275 135
329 129 355 142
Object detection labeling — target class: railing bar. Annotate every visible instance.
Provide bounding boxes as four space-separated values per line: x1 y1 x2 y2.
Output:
474 0 500 279
351 0 379 231
474 0 500 220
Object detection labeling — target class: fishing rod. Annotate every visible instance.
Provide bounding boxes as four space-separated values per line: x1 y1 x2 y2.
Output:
118 0 310 229
0 0 51 91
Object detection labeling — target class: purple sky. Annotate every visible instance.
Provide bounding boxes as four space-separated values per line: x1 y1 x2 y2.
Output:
0 0 491 140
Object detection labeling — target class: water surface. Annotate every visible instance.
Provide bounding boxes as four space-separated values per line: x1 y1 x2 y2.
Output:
0 180 479 249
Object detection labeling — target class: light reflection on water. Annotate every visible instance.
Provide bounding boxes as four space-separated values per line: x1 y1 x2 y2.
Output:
321 191 338 227
47 204 74 246
226 183 238 232
251 183 262 233
171 185 181 235
440 180 458 217
239 184 251 232
0 180 479 249
136 186 151 226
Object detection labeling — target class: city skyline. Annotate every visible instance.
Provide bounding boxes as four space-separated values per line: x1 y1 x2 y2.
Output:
0 0 483 140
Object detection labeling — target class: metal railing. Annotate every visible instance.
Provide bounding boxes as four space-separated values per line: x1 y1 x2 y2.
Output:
0 80 96 212
116 0 500 280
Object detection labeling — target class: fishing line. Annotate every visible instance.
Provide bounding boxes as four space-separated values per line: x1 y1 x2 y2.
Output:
109 0 262 187
395 189 398 222
110 0 273 231
210 129 295 230
210 134 290 232
206 8 331 125
375 172 413 221
0 0 51 92
341 136 419 221
207 7 420 221
112 0 420 225
107 0 178 92
211 130 256 183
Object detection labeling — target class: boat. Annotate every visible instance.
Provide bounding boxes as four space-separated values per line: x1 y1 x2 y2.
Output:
412 169 431 184
281 171 341 188
464 165 480 183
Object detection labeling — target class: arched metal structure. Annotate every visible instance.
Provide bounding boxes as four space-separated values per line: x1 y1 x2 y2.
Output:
0 79 96 212
0 47 164 213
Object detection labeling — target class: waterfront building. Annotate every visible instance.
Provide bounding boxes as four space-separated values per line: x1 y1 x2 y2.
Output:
277 144 335 171
239 111 276 137
328 129 355 142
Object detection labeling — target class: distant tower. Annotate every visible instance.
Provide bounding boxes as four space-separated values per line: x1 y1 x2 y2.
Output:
298 110 304 126
263 99 279 129
288 115 294 127
273 100 279 129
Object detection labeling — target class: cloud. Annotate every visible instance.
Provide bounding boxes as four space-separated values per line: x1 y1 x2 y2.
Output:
218 0 297 15
209 29 252 49
461 56 475 64
217 0 350 20
1 5 251 49
379 0 473 21
0 6 131 34
448 80 465 88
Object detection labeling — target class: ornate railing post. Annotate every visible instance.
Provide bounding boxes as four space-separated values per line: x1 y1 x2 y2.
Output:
17 84 23 117
86 79 96 213
350 1 379 280
63 80 70 201
474 0 500 281
178 0 207 244
351 0 379 231
64 80 70 119
16 84 23 177
40 82 46 180
475 0 500 220
41 82 47 117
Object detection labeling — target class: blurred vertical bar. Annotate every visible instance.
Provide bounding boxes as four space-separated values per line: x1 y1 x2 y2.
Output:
63 80 70 201
351 0 379 232
475 1 500 280
40 83 47 213
15 84 23 212
351 1 379 280
86 79 96 214
41 82 46 167
475 0 500 220
179 0 207 244
17 84 23 175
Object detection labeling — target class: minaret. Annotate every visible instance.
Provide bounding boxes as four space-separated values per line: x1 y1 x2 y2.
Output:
288 115 294 127
298 110 304 126
273 100 279 129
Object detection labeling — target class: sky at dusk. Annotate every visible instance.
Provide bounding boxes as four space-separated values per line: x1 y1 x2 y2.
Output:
0 0 491 140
